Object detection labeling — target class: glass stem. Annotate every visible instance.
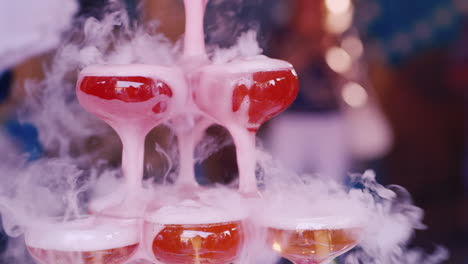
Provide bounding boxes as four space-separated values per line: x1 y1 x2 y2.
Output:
118 126 147 199
229 126 258 195
176 129 198 187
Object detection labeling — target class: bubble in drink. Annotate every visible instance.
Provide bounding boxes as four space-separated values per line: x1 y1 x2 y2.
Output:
151 221 243 264
267 227 358 264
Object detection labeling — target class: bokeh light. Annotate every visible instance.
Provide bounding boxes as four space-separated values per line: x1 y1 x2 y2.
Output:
325 47 352 73
341 36 364 59
325 0 354 34
325 0 351 14
342 82 368 108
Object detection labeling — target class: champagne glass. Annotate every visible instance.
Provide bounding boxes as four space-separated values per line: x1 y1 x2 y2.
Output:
143 188 245 264
196 56 299 195
25 216 139 264
264 216 360 264
76 64 187 217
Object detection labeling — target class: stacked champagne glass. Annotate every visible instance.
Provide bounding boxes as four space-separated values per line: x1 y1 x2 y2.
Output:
24 0 362 263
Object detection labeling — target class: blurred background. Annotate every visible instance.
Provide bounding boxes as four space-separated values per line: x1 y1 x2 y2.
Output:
0 0 467 263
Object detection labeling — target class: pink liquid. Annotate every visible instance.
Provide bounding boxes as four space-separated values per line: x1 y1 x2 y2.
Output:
27 244 138 264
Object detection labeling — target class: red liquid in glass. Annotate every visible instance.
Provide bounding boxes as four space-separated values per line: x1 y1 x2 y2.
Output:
196 67 298 131
196 66 298 194
232 69 298 131
152 221 243 264
77 73 178 198
27 244 138 264
78 76 173 118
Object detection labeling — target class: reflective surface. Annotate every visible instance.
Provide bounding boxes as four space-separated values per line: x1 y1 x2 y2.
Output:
267 227 358 264
27 244 139 264
232 69 299 131
79 75 173 115
152 221 243 264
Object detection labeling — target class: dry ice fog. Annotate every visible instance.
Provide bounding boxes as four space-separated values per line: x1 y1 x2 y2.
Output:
0 1 450 263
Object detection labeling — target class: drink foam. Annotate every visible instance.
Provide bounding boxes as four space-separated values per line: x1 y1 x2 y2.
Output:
25 217 139 251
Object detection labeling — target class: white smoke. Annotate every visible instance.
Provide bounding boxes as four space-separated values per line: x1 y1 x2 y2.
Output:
18 8 177 161
255 148 449 264
0 0 78 71
0 2 178 237
211 30 263 64
0 158 91 237
0 2 451 264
